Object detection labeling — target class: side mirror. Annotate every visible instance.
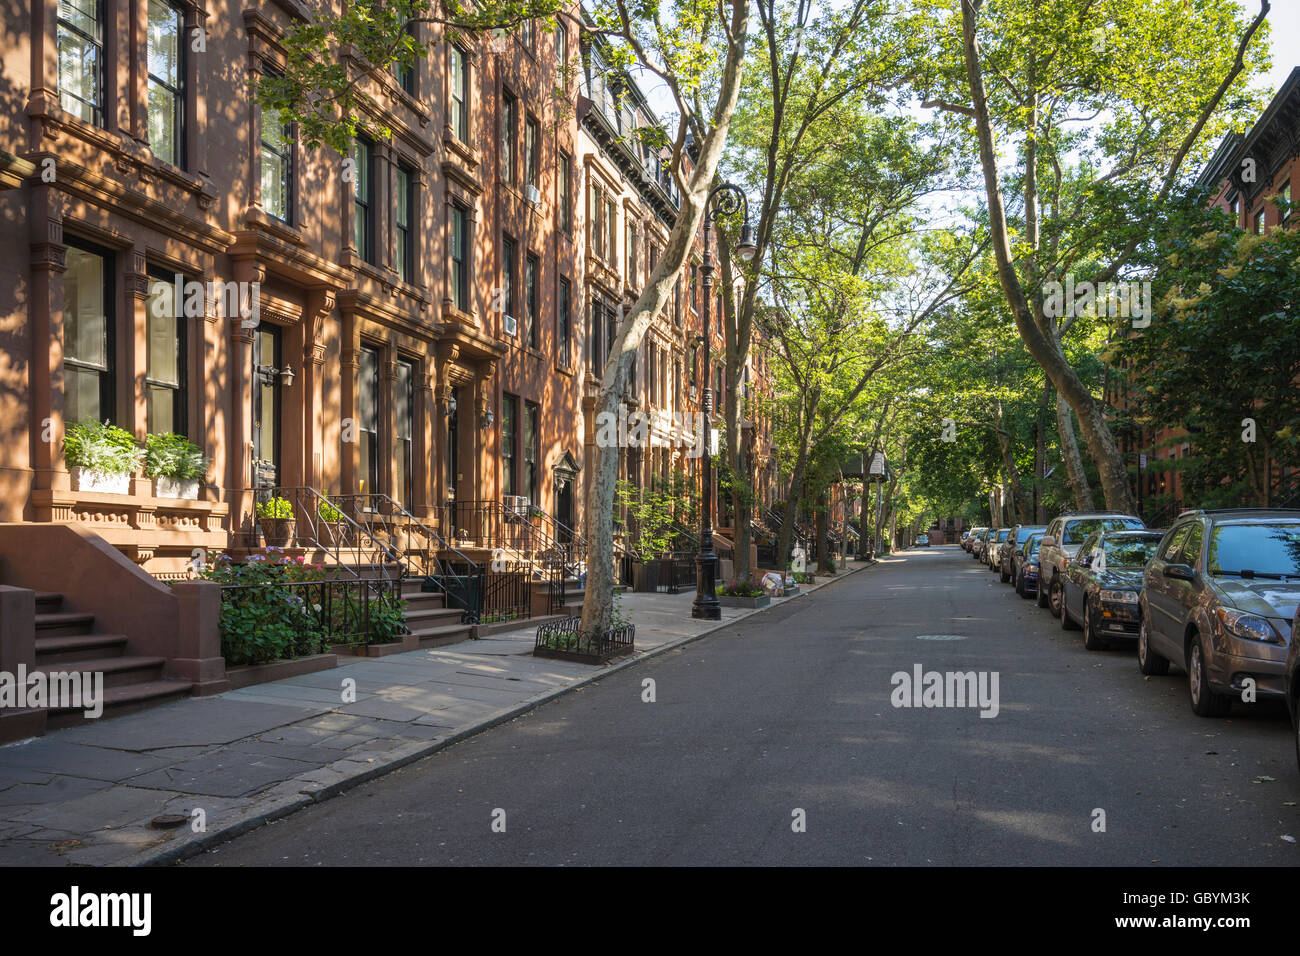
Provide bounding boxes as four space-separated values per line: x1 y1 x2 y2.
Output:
1040 535 1057 548
1080 554 1093 568
1163 563 1195 582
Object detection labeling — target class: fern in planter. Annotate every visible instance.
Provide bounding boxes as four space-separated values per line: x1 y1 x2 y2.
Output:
144 433 207 480
64 420 144 475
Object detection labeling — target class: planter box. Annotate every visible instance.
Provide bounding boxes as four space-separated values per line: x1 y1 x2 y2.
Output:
226 653 337 690
716 594 771 609
69 467 131 495
154 476 201 499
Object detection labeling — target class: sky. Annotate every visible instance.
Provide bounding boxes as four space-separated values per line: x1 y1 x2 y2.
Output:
1241 0 1300 93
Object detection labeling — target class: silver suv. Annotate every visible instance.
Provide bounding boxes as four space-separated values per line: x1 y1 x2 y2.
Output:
1037 512 1146 616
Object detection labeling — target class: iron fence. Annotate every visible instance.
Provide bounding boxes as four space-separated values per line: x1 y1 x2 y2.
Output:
534 616 635 663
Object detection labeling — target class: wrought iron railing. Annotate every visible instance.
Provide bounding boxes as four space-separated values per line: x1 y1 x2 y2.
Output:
534 616 635 662
329 493 480 584
255 486 404 581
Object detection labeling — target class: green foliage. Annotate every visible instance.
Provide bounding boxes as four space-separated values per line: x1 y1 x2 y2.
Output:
256 496 294 520
717 580 764 597
317 500 345 523
63 421 145 475
143 433 207 480
614 475 694 559
1118 193 1300 507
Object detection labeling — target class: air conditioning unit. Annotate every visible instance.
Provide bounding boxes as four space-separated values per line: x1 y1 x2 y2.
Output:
503 494 530 516
503 314 517 336
525 184 541 206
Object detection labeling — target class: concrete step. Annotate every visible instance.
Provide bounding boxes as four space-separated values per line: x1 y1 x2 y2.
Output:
400 590 447 613
34 611 96 638
45 679 192 730
408 622 474 648
402 606 468 629
33 655 166 689
35 592 63 613
35 633 128 665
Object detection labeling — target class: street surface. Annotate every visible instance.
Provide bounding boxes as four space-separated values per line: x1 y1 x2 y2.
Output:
189 546 1300 866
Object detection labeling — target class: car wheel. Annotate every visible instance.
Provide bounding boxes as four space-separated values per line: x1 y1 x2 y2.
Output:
1015 571 1024 597
1082 600 1105 651
1050 577 1065 618
1036 571 1051 608
1000 562 1011 583
1060 581 1079 630
1137 614 1170 676
1188 633 1231 717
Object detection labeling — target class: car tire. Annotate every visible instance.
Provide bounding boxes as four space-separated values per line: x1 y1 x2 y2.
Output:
1137 614 1170 676
1000 563 1011 583
1060 581 1079 630
1082 600 1105 651
1188 633 1231 718
1036 572 1051 608
1015 571 1024 597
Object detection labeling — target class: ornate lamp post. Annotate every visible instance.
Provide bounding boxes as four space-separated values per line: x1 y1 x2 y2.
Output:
693 183 757 620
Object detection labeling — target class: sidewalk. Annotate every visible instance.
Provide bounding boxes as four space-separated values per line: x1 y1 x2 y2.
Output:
0 561 871 866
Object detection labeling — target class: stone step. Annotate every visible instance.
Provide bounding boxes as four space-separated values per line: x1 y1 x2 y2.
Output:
35 592 63 613
402 606 467 628
35 633 128 665
408 622 474 649
34 611 96 638
45 679 192 730
33 655 166 689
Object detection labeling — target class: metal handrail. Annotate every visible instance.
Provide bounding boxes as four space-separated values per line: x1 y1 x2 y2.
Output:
331 493 480 573
256 485 404 581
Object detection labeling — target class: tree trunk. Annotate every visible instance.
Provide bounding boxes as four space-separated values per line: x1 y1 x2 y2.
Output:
1035 380 1051 522
579 4 750 639
960 1 1136 516
1056 393 1093 511
816 490 833 573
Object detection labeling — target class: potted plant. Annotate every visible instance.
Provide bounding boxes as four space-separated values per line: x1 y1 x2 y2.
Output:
63 420 144 494
257 496 295 547
317 500 345 523
527 504 544 526
144 432 207 499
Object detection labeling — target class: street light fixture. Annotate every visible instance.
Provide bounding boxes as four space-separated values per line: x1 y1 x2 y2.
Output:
693 181 755 621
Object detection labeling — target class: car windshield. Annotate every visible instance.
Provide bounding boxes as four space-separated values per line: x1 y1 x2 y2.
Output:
1102 536 1162 568
1025 535 1043 557
995 529 1010 542
1063 517 1144 545
1207 523 1300 578
1016 527 1044 543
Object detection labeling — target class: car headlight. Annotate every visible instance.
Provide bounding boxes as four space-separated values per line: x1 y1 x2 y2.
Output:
1100 589 1138 604
1215 607 1282 643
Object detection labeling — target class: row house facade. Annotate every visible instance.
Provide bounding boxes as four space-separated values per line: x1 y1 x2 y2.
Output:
0 0 774 579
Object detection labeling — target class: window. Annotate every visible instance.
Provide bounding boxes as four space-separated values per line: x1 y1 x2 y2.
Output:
592 183 606 258
1179 521 1204 568
146 0 184 166
353 136 374 263
146 272 186 435
502 394 518 497
450 203 469 311
690 264 698 313
525 253 539 349
525 115 539 189
557 277 571 368
606 197 617 269
1253 208 1265 234
394 19 416 94
555 21 568 88
520 20 534 53
260 97 293 223
524 402 539 506
395 359 415 509
358 345 380 495
501 91 516 185
647 341 656 406
501 235 516 329
395 163 415 283
57 0 104 125
449 46 468 141
628 223 638 284
62 241 114 424
558 152 572 233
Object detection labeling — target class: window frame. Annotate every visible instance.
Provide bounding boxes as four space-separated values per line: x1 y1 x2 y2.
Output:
501 90 517 186
145 0 185 168
352 136 375 263
449 45 469 142
450 201 469 311
501 393 519 498
61 238 117 426
395 162 416 284
145 268 188 437
558 151 572 234
501 234 517 329
525 252 539 349
557 276 571 368
57 0 105 126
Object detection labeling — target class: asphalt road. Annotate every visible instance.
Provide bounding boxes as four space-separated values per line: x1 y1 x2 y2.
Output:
188 546 1300 866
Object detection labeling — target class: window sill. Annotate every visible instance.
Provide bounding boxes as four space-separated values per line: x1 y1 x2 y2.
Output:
243 207 308 246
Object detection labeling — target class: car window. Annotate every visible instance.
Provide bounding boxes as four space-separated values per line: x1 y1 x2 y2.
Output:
996 529 1010 542
1063 517 1144 544
1077 533 1100 560
1178 522 1204 568
1103 535 1162 568
1017 526 1043 544
1207 522 1300 577
1160 524 1191 561
1025 535 1042 557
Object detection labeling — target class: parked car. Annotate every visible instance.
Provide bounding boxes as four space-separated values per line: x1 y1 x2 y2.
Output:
999 524 1047 583
1013 532 1046 599
961 529 971 548
1060 529 1165 650
1286 606 1300 772
987 528 1011 569
1038 512 1146 615
916 533 930 547
969 528 989 559
1139 509 1300 717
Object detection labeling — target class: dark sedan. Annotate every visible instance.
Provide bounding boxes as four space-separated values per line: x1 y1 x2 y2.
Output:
1059 529 1165 650
999 524 1046 583
1288 606 1300 772
1013 532 1045 599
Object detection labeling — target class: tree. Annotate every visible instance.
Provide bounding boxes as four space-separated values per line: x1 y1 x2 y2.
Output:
913 0 1272 514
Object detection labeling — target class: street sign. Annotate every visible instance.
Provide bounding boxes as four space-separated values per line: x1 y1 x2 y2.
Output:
1139 454 1147 469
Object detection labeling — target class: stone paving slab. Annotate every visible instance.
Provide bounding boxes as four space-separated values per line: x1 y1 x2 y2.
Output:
0 562 869 865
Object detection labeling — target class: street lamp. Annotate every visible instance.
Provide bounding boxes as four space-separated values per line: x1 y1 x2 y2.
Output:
693 182 755 620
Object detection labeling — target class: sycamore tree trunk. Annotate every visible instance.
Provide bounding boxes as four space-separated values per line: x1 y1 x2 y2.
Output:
1056 393 1093 511
960 2 1136 515
579 2 750 638
816 490 833 573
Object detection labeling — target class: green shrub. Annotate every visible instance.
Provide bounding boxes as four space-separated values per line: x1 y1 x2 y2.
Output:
144 432 208 480
63 420 144 475
317 500 344 522
256 496 294 519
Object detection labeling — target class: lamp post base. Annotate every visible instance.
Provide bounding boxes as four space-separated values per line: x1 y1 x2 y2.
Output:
692 550 721 620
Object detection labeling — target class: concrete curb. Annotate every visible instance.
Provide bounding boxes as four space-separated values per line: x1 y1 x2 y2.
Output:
141 561 873 867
